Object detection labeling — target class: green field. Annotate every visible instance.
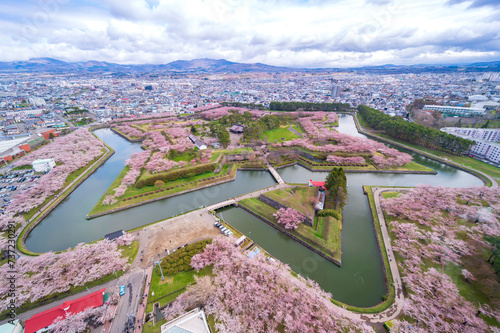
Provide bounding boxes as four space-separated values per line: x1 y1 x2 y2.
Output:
239 197 342 262
146 266 212 313
262 126 300 143
264 186 316 217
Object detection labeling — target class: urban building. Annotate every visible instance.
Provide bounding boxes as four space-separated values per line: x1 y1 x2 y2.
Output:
469 140 500 164
188 134 207 150
423 105 485 117
32 158 56 172
161 308 211 333
441 128 500 142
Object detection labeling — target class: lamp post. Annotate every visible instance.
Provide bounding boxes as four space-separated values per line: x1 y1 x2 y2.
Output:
153 260 164 281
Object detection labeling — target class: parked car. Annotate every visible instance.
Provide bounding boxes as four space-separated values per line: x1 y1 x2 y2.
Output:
119 285 126 296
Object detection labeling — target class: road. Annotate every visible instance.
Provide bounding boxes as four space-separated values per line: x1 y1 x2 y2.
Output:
109 269 145 333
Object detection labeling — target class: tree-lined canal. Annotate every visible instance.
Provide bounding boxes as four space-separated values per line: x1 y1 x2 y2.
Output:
25 115 483 307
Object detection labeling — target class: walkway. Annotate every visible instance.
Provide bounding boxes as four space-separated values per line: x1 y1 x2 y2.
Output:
205 182 289 212
289 123 302 138
361 187 405 322
135 266 153 333
267 163 285 184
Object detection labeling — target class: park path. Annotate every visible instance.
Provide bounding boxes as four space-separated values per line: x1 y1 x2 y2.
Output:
289 123 302 138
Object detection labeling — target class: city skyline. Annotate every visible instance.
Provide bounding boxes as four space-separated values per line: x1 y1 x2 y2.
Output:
1 0 500 68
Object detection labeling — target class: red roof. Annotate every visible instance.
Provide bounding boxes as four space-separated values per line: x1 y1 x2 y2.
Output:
309 180 326 187
24 288 105 333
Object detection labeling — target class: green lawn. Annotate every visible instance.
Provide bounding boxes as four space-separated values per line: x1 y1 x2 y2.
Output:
264 186 316 217
120 241 140 264
400 161 435 172
239 198 342 262
146 266 212 313
262 126 300 143
173 150 197 163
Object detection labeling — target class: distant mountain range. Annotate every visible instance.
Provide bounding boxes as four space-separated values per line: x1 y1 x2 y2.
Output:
0 57 499 75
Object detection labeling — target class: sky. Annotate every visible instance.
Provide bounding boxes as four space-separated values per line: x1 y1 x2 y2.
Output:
0 0 499 68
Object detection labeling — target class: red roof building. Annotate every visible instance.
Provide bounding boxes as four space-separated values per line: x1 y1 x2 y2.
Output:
24 288 105 333
309 180 326 187
40 129 59 140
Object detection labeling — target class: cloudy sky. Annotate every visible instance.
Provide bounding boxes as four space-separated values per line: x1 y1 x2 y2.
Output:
0 0 499 67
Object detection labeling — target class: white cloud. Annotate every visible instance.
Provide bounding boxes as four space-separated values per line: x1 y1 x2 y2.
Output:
0 0 498 67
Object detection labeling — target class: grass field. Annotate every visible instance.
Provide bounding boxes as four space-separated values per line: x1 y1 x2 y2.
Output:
262 126 300 143
146 266 212 313
264 186 316 217
239 197 342 262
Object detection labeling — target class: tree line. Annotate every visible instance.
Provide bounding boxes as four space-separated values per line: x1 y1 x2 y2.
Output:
221 102 266 110
269 101 351 112
357 105 474 155
325 167 347 210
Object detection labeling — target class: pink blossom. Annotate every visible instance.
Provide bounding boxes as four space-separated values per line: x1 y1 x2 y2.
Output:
273 208 306 229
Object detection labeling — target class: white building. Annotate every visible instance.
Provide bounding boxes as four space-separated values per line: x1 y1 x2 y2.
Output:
161 308 211 333
424 105 485 117
441 128 500 142
469 140 500 164
32 158 56 172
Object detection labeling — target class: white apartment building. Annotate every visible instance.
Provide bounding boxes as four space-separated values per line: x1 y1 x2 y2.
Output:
424 105 485 117
469 140 500 164
441 128 500 142
32 158 56 172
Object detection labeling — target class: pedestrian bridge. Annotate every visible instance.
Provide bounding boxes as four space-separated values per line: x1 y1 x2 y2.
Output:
206 199 237 211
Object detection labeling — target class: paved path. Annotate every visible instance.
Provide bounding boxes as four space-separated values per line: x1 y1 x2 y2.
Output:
108 268 145 333
134 266 153 333
289 123 302 138
361 187 405 323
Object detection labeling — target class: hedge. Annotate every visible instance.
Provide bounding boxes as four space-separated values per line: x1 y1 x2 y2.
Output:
136 163 217 188
317 209 341 220
159 239 212 276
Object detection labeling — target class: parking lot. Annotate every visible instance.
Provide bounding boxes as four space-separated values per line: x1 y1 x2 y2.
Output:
0 169 42 212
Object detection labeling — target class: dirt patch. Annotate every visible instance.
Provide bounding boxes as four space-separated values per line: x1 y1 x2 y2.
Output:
132 209 224 269
158 276 174 285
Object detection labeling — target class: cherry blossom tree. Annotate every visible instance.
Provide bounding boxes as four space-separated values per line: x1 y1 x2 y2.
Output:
165 238 373 333
382 185 500 331
0 239 128 310
48 305 107 333
2 129 105 225
273 207 306 229
326 155 366 166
